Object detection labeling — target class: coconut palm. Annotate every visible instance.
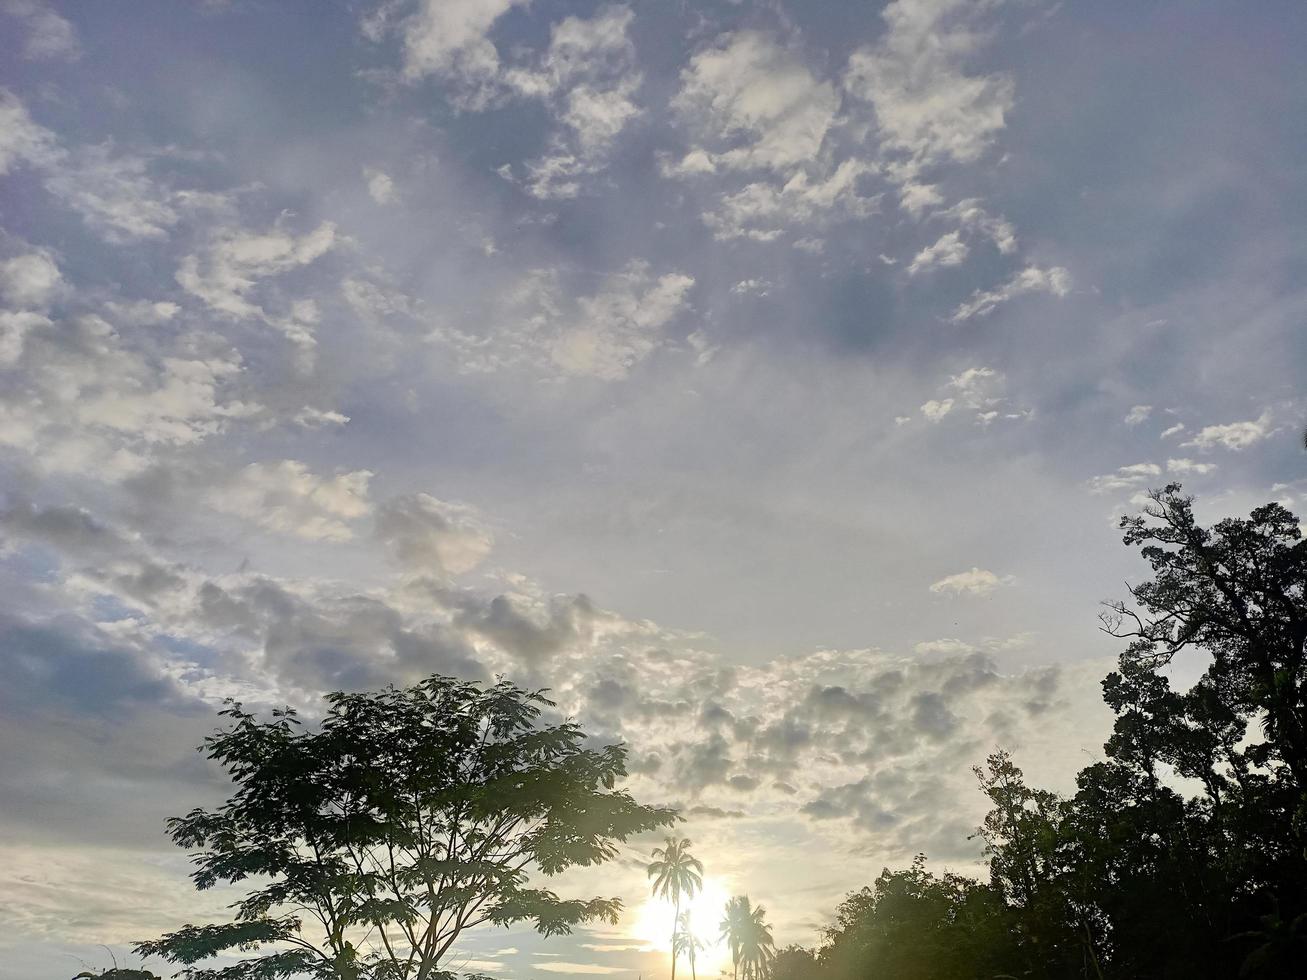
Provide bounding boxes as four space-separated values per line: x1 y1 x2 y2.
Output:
647 837 704 980
719 895 775 980
738 901 775 980
672 909 705 980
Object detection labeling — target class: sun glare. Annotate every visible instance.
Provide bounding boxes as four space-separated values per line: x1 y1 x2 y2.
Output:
633 875 734 974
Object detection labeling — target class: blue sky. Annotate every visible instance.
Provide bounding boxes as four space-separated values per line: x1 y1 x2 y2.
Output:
1 1 1305 977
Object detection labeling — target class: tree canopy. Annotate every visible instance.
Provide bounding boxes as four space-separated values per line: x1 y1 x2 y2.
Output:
779 486 1307 980
136 675 676 980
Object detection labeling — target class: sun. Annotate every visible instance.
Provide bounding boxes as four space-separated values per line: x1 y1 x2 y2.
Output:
632 875 734 975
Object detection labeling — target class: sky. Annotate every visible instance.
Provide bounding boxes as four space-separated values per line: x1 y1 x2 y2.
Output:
1 0 1305 977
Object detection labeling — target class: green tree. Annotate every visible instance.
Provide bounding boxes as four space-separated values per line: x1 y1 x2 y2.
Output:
737 901 774 980
719 896 773 980
135 675 676 980
768 946 815 980
814 857 1016 980
647 837 703 980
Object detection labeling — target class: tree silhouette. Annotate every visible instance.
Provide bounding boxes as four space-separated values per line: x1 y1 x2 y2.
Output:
647 837 703 980
672 908 704 980
720 895 773 980
775 486 1307 980
135 675 675 980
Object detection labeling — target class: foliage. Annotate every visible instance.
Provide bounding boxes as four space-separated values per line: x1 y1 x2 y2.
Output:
135 675 676 980
719 896 774 980
778 486 1307 980
647 837 703 980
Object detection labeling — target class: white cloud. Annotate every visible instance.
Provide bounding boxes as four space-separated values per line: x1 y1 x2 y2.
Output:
294 406 351 428
103 299 181 326
731 278 774 297
0 310 47 366
1088 462 1162 494
667 31 881 240
844 0 1015 167
672 31 839 174
210 461 374 542
1160 423 1185 439
1124 404 1152 426
0 89 60 174
0 312 261 479
551 264 696 379
938 198 1017 254
920 398 953 422
365 167 396 204
913 637 976 656
396 0 523 92
1166 458 1217 476
375 493 494 575
177 221 336 321
2 0 80 60
700 159 877 241
496 7 643 199
0 249 62 308
908 230 968 274
1182 411 1274 451
947 366 1004 409
929 567 1012 597
42 144 182 242
433 261 695 380
950 265 1072 322
899 181 943 215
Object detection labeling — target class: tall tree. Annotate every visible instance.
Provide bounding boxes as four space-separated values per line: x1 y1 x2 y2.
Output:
647 837 703 980
719 896 773 980
672 909 704 980
135 675 676 980
1102 484 1307 795
738 901 775 979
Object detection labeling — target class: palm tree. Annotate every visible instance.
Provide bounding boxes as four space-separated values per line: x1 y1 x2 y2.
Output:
738 901 775 980
719 895 775 980
672 909 704 980
648 837 704 980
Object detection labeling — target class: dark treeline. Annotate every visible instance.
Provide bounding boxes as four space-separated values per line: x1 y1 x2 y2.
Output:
773 485 1307 980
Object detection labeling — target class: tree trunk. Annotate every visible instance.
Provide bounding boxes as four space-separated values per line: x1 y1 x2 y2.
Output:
671 897 679 980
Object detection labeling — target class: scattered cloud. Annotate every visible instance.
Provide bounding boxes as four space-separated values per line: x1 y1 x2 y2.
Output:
1124 404 1152 426
1088 462 1162 494
365 167 396 203
0 249 63 308
375 493 494 575
2 0 80 61
929 567 1012 597
1182 411 1275 451
844 0 1015 168
208 461 373 541
950 265 1072 322
177 220 336 323
908 231 968 275
1166 458 1217 476
920 398 953 422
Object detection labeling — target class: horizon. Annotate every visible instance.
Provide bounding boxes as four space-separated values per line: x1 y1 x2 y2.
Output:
1 2 1305 979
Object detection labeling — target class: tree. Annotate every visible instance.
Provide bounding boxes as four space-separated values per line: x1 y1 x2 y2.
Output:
768 946 815 980
737 901 774 980
647 837 703 980
814 857 1016 980
1102 484 1307 796
671 909 704 980
719 896 773 980
135 675 676 980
